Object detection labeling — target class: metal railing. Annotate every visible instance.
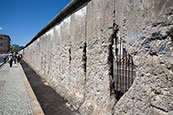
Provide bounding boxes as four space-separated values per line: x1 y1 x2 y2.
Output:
0 54 8 68
0 56 4 68
113 57 136 93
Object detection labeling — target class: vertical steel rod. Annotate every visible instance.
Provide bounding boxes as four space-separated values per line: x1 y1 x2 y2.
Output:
131 56 133 86
128 54 130 88
115 37 119 92
125 50 127 92
119 38 122 92
122 46 124 92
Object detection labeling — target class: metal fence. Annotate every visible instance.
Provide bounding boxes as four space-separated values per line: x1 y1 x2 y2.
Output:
113 57 136 93
113 38 136 99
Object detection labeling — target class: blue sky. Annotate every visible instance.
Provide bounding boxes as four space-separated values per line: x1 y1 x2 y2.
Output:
0 0 71 46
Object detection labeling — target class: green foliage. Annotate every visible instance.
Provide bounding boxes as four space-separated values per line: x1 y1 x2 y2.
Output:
11 44 24 52
12 46 16 52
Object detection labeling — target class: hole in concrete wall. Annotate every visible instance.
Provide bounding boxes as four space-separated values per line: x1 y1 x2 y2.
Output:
166 27 173 44
109 30 116 96
69 47 71 64
111 31 136 100
83 42 87 74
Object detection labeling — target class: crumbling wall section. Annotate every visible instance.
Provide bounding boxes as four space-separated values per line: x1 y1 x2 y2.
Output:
79 0 116 114
113 0 173 115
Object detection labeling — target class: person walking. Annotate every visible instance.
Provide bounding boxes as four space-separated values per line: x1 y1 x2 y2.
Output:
3 54 6 63
8 52 13 67
13 52 17 64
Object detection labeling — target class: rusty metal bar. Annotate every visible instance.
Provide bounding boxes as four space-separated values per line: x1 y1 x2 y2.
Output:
122 46 124 92
131 56 133 86
115 37 119 92
119 38 122 91
125 50 127 92
128 54 130 88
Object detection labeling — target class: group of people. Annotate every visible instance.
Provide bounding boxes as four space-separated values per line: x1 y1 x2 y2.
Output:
3 52 22 67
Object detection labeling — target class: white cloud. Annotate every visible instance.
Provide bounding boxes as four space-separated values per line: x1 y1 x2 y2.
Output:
0 27 2 30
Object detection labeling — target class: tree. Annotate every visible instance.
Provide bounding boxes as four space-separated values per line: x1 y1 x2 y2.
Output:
11 44 24 52
12 46 17 52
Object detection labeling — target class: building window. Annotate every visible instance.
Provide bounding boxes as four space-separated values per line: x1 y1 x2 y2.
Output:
0 37 3 40
0 43 3 46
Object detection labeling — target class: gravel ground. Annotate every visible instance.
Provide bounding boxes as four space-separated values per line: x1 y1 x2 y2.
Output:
20 60 79 115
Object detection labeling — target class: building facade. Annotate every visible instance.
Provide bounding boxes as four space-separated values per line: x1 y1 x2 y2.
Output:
0 34 11 53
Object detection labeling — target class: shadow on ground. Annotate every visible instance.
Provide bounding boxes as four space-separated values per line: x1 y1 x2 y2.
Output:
21 60 78 115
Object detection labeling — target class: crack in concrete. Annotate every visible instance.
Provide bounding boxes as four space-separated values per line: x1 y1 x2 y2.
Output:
151 104 169 113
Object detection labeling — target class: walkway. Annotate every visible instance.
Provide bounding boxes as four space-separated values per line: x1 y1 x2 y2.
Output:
0 63 44 115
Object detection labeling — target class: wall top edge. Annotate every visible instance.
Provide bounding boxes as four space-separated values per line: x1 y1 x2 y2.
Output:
25 0 90 48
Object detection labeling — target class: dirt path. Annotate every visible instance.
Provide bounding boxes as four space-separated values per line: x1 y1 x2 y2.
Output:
21 60 79 115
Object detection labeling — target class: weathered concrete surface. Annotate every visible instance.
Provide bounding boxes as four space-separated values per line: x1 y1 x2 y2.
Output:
113 0 173 115
79 0 116 115
21 0 173 114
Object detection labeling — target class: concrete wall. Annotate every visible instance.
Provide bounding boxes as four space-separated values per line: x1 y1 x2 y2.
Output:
21 0 173 114
113 0 173 115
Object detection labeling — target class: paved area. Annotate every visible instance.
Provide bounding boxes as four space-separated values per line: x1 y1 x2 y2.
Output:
0 61 78 115
0 63 40 115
